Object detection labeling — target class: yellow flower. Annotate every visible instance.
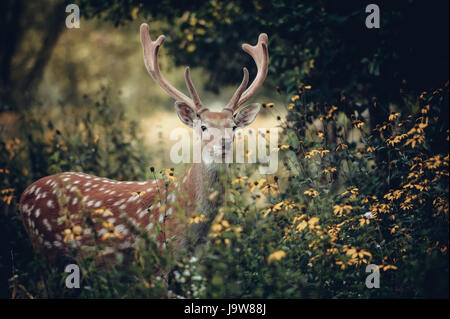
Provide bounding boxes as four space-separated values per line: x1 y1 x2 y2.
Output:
283 199 296 210
62 225 83 243
273 144 290 152
380 264 398 271
390 225 399 234
288 103 295 110
336 143 348 151
189 214 206 224
352 120 365 128
291 95 300 102
305 148 330 159
333 204 352 217
388 112 400 121
366 146 376 152
211 223 222 232
221 220 230 228
63 228 74 243
405 134 425 149
248 178 266 192
73 225 82 235
323 167 337 174
231 176 248 185
100 222 123 241
296 220 308 232
359 218 370 226
304 189 319 197
336 260 347 270
308 217 320 230
326 105 338 119
260 182 279 195
264 201 284 217
341 187 359 198
93 208 113 216
267 250 286 264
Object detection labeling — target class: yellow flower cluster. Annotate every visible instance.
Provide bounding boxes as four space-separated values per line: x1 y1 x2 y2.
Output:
304 148 330 159
209 212 243 246
333 204 352 217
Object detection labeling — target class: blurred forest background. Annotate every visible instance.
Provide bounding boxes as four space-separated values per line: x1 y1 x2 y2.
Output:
0 0 448 298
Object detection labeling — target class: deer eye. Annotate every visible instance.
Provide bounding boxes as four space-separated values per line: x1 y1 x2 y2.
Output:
201 125 207 131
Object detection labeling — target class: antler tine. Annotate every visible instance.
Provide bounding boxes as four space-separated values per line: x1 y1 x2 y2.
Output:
140 23 195 109
223 67 249 113
185 67 206 112
236 33 269 108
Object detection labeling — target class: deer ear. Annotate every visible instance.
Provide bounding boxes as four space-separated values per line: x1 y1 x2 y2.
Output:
175 101 196 127
234 103 260 128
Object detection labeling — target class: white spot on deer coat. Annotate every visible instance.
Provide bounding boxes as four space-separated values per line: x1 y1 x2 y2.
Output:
43 218 52 231
127 196 139 202
113 199 126 206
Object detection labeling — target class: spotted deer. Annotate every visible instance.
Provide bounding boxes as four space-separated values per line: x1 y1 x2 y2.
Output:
19 23 268 265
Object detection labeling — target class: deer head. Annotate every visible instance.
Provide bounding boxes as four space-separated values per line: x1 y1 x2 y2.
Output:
140 23 269 162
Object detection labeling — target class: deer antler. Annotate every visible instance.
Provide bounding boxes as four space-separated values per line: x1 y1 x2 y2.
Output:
224 33 269 113
140 23 205 112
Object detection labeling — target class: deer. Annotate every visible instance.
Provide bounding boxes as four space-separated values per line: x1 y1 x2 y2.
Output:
19 23 269 269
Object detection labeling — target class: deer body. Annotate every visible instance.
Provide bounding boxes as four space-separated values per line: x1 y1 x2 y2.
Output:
19 165 220 262
19 23 268 264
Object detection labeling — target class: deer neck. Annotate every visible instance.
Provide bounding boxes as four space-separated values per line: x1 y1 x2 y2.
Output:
186 162 226 212
180 162 227 247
